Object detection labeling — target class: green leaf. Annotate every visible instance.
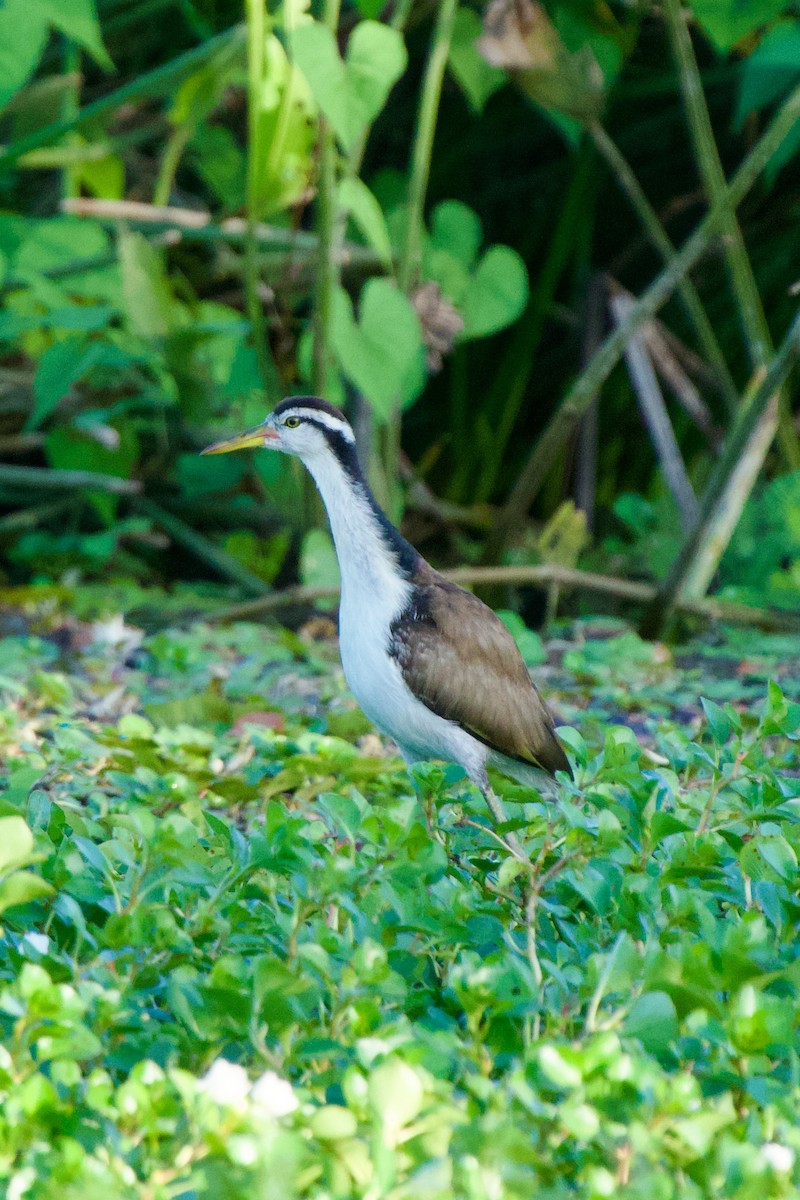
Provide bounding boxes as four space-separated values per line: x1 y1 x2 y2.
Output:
691 0 786 52
368 1059 424 1134
736 21 800 125
309 1105 358 1140
623 991 678 1053
35 0 113 70
701 698 732 744
448 7 504 114
337 177 393 268
29 338 130 430
300 528 340 593
0 0 48 111
0 816 34 873
496 610 546 666
331 279 426 420
291 20 407 152
430 200 482 270
461 245 529 339
118 229 176 339
0 871 54 914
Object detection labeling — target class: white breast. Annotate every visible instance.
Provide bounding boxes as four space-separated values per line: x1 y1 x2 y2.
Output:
305 444 488 781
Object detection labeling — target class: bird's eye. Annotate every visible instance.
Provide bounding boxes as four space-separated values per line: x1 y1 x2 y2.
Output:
284 416 300 428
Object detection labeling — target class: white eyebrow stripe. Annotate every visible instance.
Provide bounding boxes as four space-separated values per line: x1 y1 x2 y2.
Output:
287 408 355 442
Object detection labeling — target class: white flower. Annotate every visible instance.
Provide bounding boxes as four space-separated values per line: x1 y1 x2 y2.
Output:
762 1143 795 1173
251 1069 298 1117
197 1059 251 1109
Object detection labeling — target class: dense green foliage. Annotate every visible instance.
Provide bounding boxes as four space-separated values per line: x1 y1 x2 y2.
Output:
0 596 798 1195
0 0 799 614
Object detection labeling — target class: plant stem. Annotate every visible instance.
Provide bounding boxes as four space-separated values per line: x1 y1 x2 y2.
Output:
313 0 342 395
61 42 81 202
639 307 800 639
591 122 738 413
398 0 457 293
245 0 271 384
663 0 800 468
485 79 800 561
381 0 456 516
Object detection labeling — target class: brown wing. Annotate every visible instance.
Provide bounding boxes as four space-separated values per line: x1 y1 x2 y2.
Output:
389 565 571 777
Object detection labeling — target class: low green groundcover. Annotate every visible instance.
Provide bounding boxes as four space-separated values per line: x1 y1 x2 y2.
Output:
0 593 798 1198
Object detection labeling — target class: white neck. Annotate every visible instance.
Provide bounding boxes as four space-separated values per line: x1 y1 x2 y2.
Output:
303 448 411 619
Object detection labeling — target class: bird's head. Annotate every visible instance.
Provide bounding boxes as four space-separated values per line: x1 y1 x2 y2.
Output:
201 396 356 466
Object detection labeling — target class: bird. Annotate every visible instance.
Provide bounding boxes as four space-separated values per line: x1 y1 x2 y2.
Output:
202 396 572 834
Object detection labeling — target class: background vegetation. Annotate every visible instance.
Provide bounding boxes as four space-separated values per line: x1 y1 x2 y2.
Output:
1 0 800 630
1 2 800 1196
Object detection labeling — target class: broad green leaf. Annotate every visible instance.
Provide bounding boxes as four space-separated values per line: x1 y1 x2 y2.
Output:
118 229 176 339
429 201 482 269
0 816 34 873
291 20 407 152
449 7 504 113
29 338 131 429
309 1105 358 1140
0 1 48 111
461 245 529 338
337 177 393 268
623 991 678 1053
691 0 786 51
250 34 316 217
0 871 54 914
300 528 340 593
331 279 426 420
368 1060 424 1134
736 21 800 126
35 0 113 70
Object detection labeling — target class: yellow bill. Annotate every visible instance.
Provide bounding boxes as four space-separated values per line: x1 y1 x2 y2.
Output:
201 425 277 455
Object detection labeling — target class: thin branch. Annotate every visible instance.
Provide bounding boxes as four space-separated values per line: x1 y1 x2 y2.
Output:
0 464 140 494
610 288 699 528
591 121 738 412
60 199 382 266
202 561 800 633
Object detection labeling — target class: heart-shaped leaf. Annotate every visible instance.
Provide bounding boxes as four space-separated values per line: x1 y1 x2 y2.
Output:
461 245 528 339
331 279 426 420
337 177 393 268
291 20 407 152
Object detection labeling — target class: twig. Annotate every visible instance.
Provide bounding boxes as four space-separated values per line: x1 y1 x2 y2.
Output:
584 932 624 1034
0 464 140 494
486 79 800 561
610 288 699 529
202 561 800 633
60 198 382 266
590 122 737 412
641 321 721 448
